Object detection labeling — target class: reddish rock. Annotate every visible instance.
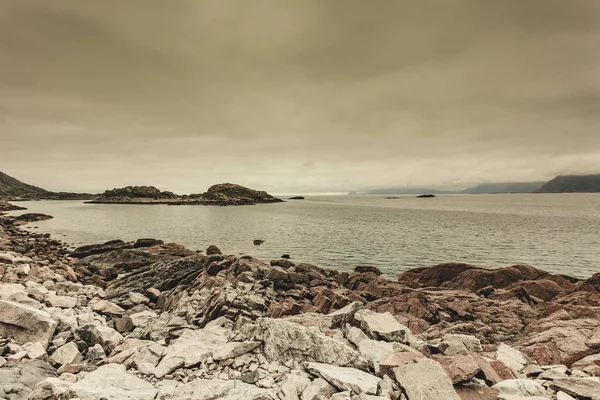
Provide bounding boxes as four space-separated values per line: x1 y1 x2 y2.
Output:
490 360 517 380
455 385 499 400
433 355 481 384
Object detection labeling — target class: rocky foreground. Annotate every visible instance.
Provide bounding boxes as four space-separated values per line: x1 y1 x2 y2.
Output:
1 211 599 399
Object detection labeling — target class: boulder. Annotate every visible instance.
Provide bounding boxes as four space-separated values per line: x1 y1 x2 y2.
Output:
70 239 131 258
439 334 482 355
550 378 600 400
45 294 77 308
153 326 228 377
78 324 123 352
392 358 461 400
134 238 164 248
156 378 276 399
433 354 481 384
301 377 337 400
50 342 83 366
254 318 367 369
0 359 56 399
28 377 73 400
497 343 529 374
212 341 261 361
0 300 57 348
492 379 548 397
306 362 381 395
354 309 414 344
68 364 158 399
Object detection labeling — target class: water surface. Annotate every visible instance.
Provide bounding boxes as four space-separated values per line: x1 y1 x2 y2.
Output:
10 194 600 279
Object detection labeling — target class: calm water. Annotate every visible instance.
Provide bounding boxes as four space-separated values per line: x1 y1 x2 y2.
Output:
8 194 600 279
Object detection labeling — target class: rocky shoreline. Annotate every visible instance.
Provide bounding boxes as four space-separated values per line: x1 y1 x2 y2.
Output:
1 208 599 399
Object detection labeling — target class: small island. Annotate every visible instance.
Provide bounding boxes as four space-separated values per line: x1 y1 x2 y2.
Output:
288 196 305 200
87 183 284 206
416 194 436 198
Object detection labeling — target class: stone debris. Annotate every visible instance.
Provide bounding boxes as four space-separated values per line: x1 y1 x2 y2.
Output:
1 213 599 400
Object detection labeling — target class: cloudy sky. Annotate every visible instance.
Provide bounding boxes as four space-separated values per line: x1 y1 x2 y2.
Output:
1 0 599 194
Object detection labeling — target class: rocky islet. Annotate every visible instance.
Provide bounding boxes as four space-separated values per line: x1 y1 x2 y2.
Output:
0 207 599 399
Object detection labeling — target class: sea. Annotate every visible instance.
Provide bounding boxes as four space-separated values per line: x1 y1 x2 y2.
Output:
8 194 600 279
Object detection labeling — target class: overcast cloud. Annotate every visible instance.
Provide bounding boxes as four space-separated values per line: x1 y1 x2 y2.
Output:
1 0 600 194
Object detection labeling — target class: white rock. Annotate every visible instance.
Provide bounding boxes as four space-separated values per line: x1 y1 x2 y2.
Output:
330 392 352 400
153 326 229 377
156 378 276 399
0 283 29 302
392 358 461 400
354 309 414 344
306 362 381 395
28 377 73 400
50 342 83 366
26 342 47 360
212 341 261 361
497 344 529 374
0 300 57 348
493 379 547 397
278 370 311 400
8 350 28 361
129 310 158 327
301 377 337 400
68 364 158 400
46 294 78 308
439 334 482 355
128 292 150 304
91 299 125 315
255 318 367 369
88 324 123 352
556 391 577 400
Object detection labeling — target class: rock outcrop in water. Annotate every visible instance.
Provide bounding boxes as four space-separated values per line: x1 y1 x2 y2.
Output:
89 183 284 206
1 209 599 399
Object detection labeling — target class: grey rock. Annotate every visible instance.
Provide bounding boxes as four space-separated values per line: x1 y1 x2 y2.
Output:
392 358 461 400
255 318 367 369
306 362 381 395
492 379 548 397
301 378 337 400
50 342 83 366
496 344 529 374
550 378 600 400
354 309 414 344
212 341 261 361
156 379 276 399
68 364 158 400
0 300 57 348
0 360 56 400
439 334 482 356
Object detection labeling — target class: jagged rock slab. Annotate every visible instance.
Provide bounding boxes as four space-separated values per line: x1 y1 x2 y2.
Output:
0 360 57 400
301 377 337 400
255 318 368 369
156 378 277 399
0 300 57 348
68 364 158 400
306 362 381 395
354 309 414 343
550 378 600 400
392 358 461 400
153 326 229 377
492 379 548 397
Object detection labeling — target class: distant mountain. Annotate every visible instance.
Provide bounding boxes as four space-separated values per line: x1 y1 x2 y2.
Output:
360 188 458 195
0 170 96 199
535 174 600 193
0 170 49 197
462 181 545 194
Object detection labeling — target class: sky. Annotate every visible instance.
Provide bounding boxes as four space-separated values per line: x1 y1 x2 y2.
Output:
1 0 600 194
